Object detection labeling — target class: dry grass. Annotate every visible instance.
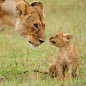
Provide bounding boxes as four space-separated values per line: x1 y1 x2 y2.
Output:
0 0 86 85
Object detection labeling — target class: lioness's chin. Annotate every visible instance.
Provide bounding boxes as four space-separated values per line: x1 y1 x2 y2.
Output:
29 43 40 49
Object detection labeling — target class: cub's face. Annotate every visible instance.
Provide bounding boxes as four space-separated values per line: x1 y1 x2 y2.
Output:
49 32 73 47
15 2 46 48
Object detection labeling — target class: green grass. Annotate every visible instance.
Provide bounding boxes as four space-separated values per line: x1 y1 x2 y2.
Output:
0 0 86 85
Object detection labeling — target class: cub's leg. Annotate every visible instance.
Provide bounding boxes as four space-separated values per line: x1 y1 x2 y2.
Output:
0 0 5 31
48 62 56 77
72 67 78 77
64 63 76 80
0 18 4 31
0 25 4 31
55 64 63 80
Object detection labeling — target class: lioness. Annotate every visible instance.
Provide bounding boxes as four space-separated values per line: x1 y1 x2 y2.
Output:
34 32 79 80
0 0 46 48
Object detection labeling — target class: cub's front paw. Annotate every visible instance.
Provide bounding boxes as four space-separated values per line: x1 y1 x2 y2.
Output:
54 76 62 81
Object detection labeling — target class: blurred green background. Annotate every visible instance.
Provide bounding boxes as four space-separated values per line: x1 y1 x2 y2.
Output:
0 0 86 85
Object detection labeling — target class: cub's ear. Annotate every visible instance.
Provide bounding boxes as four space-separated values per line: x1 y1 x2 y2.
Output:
16 1 28 18
31 2 43 11
63 33 73 41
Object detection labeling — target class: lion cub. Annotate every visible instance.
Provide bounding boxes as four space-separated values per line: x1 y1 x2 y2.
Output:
34 32 79 80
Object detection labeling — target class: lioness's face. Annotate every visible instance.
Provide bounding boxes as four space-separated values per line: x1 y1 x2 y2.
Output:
15 2 46 48
49 32 73 47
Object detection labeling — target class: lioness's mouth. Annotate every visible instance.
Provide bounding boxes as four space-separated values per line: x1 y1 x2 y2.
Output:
29 41 32 44
29 41 40 46
29 41 41 48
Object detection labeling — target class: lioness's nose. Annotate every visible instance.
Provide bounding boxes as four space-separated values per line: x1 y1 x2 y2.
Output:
50 38 51 40
39 39 45 43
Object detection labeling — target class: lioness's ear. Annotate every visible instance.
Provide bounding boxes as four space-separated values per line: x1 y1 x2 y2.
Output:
31 2 43 11
63 33 73 41
16 1 28 18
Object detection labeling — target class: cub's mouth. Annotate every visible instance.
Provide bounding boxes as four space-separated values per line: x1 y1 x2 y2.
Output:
49 40 56 44
51 41 56 44
49 38 56 44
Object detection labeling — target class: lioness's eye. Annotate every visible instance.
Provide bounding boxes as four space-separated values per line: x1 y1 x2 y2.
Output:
34 24 38 28
56 35 58 37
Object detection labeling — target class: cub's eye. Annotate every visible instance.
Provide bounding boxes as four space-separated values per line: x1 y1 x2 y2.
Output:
34 24 38 28
55 35 58 37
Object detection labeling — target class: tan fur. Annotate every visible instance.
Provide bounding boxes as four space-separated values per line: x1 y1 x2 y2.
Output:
0 0 46 48
34 32 79 80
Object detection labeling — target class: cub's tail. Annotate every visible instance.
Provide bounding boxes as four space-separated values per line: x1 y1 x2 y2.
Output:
34 70 50 74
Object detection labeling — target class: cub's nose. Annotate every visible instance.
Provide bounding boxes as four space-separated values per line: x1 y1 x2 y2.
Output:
39 39 45 43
